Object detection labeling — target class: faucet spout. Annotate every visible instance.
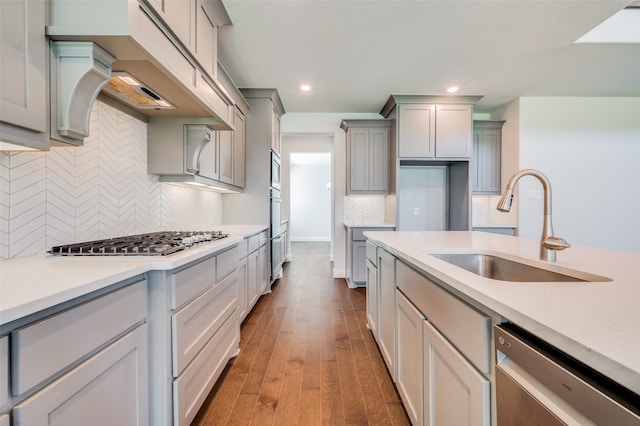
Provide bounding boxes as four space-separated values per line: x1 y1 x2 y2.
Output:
497 169 570 261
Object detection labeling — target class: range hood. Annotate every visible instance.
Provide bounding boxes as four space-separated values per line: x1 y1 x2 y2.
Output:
47 0 235 144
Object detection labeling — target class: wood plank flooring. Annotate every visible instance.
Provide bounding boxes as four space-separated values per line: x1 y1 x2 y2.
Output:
192 242 410 425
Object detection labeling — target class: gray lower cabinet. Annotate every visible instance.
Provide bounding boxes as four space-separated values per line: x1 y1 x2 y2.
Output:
472 121 505 194
240 230 268 322
259 242 269 294
347 226 395 287
7 280 148 426
149 245 241 426
423 320 490 426
13 325 148 426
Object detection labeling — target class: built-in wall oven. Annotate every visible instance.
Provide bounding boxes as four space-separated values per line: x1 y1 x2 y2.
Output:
271 151 281 190
494 323 640 426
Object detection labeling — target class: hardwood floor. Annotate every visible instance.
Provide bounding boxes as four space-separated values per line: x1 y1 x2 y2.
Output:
192 242 410 425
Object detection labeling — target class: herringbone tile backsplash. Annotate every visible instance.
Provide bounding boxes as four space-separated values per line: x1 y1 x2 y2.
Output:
0 101 222 260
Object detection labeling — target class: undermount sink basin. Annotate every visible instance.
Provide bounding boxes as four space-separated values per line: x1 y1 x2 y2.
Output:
431 253 609 282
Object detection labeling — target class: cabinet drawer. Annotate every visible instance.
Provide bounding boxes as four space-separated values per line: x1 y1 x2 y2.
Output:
172 271 238 376
171 256 216 310
396 261 491 373
247 234 259 254
238 238 248 258
11 280 147 396
13 325 148 426
173 309 239 426
366 241 377 264
352 229 367 241
258 231 268 246
0 336 7 408
216 246 239 282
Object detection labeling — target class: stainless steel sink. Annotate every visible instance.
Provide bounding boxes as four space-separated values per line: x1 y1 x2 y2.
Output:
431 253 604 282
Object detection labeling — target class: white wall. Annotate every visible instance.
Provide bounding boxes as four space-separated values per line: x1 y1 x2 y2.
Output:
499 97 640 253
280 112 381 278
290 155 331 241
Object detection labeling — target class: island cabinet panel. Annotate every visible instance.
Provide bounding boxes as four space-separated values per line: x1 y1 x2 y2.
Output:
423 320 490 426
11 280 147 396
396 260 491 373
0 0 48 150
377 248 396 380
366 257 379 338
395 290 425 426
13 325 148 426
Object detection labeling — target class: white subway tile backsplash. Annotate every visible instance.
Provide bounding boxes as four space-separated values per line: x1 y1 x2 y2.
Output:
472 194 518 226
344 195 386 224
1 100 221 260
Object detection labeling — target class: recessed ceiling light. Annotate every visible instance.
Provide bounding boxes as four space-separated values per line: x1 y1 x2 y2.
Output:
447 86 460 93
300 84 311 92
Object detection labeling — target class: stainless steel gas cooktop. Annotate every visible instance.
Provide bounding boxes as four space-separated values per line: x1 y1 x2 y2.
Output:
48 231 228 256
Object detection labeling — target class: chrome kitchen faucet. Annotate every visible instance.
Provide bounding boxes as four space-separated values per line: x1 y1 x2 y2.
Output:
497 169 570 261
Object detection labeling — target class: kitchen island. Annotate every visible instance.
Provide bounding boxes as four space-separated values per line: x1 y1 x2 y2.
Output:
364 230 640 398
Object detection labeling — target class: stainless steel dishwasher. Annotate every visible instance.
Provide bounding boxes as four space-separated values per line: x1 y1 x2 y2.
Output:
494 324 640 426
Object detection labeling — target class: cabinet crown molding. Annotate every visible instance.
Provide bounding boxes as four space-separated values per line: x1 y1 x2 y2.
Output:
380 94 484 118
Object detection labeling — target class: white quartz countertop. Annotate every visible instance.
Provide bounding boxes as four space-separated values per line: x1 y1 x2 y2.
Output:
364 230 640 395
0 225 268 327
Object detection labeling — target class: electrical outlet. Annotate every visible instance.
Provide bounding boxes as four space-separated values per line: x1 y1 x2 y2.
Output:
414 208 419 215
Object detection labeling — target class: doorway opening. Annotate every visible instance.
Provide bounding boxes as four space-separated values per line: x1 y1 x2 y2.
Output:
289 152 332 241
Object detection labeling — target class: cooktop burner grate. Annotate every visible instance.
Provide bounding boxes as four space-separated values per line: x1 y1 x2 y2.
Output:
48 231 228 256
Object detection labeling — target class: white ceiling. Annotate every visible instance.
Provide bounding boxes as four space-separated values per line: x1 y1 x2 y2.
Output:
217 0 640 115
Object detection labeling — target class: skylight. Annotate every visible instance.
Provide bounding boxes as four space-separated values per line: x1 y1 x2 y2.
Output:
576 2 640 43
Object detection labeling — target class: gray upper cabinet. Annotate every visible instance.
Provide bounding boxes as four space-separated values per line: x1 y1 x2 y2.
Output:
232 106 246 188
472 120 505 194
341 119 391 194
435 104 473 158
144 0 222 80
0 0 48 150
397 104 435 158
270 102 281 155
381 95 482 160
218 128 233 184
